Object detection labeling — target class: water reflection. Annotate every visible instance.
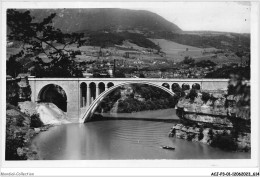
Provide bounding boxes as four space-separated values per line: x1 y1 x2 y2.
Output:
32 120 250 160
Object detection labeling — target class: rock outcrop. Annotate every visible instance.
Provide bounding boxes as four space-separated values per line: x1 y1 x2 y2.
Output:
36 103 70 125
169 123 250 152
19 101 71 125
172 88 251 152
176 90 250 129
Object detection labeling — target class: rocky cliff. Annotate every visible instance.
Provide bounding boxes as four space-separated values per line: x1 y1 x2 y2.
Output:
172 87 250 152
169 123 250 152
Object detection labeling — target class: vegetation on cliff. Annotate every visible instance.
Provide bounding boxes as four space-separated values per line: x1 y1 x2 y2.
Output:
5 103 44 160
6 81 20 106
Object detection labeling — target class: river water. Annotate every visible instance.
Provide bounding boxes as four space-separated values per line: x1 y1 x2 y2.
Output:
31 109 250 160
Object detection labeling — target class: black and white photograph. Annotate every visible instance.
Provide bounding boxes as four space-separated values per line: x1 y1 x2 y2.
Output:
1 0 259 176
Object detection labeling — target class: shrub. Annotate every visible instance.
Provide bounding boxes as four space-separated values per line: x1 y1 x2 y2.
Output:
231 128 239 140
195 60 216 68
187 133 195 141
198 127 204 141
6 103 18 110
30 114 43 128
208 128 214 139
201 92 211 103
5 134 26 160
211 134 237 151
180 91 186 98
168 95 179 108
183 56 195 66
188 89 198 102
16 115 25 127
6 81 20 106
6 115 27 160
172 84 183 99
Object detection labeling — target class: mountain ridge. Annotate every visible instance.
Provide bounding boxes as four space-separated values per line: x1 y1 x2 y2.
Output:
11 9 250 53
30 8 182 33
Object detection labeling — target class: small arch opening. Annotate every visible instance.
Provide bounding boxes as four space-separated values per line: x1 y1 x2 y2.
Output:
98 82 105 94
89 82 96 103
107 82 114 88
162 83 170 89
192 83 201 90
80 82 87 107
171 83 181 92
182 83 190 91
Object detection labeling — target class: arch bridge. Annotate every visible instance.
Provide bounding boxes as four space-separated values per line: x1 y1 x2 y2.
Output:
28 77 229 122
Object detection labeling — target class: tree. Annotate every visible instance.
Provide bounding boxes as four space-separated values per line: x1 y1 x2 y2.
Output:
183 56 195 66
236 50 244 66
114 70 125 78
201 92 211 103
6 81 20 106
6 54 23 78
139 73 145 78
195 60 216 68
187 89 198 102
7 9 85 77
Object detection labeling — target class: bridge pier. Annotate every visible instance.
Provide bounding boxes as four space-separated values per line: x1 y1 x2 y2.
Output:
96 85 99 98
79 85 82 107
87 85 91 107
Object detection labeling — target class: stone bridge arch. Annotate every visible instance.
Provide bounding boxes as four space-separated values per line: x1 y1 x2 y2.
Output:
80 81 176 123
38 84 68 112
29 78 80 120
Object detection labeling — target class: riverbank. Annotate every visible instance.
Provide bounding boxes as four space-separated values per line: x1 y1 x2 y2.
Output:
6 102 71 160
6 103 45 160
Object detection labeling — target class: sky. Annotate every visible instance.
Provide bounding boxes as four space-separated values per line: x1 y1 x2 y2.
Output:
129 2 251 33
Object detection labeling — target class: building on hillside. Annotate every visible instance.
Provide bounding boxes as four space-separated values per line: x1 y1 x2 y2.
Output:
82 72 93 78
